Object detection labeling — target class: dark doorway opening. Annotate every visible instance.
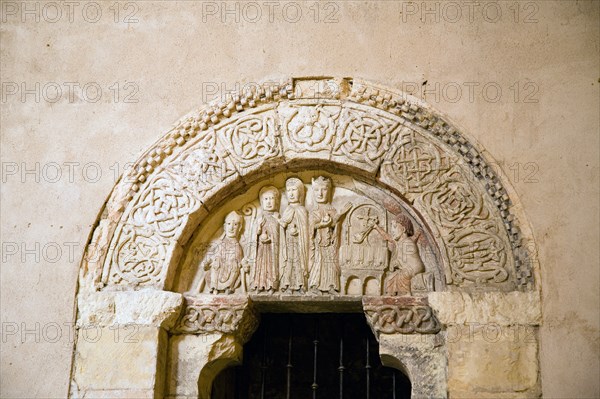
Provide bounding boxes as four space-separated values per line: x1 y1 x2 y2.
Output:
212 313 411 399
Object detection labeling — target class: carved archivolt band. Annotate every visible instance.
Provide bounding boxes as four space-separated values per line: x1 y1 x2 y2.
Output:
81 77 534 294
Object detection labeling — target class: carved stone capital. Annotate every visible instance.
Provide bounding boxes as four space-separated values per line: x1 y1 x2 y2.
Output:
363 296 441 337
173 295 259 344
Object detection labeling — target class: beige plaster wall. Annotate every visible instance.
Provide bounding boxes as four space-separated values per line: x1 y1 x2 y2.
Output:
1 1 598 397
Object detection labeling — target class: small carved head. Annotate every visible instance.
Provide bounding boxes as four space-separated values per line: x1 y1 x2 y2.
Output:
259 185 280 212
311 176 332 204
392 214 414 238
285 177 305 204
224 211 243 239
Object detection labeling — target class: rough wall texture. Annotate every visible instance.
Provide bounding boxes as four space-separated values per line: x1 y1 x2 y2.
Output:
1 1 598 398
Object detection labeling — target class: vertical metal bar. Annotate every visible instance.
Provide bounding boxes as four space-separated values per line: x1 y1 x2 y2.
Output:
286 322 293 399
392 370 396 399
365 338 371 399
312 319 319 399
260 323 268 399
338 336 345 399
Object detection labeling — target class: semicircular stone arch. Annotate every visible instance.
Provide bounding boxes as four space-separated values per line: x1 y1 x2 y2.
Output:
81 77 534 294
71 77 541 399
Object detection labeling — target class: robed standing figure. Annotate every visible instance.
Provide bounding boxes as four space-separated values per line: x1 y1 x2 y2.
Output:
249 185 281 293
308 176 352 294
277 177 309 292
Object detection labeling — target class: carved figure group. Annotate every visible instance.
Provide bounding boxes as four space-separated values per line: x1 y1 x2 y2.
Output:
200 175 429 296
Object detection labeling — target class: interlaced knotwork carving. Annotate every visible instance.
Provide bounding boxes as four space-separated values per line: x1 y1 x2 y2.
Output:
174 297 259 343
363 297 441 336
218 110 281 174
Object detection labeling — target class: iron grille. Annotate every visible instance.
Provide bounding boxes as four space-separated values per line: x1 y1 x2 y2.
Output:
212 313 411 399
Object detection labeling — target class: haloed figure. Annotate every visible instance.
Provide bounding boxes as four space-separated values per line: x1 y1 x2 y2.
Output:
308 176 352 294
203 211 244 294
250 186 281 293
278 177 309 293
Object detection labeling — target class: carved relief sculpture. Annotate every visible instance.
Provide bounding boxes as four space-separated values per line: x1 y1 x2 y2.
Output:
202 211 245 294
194 178 439 297
74 77 542 399
96 78 531 296
276 177 309 293
340 204 389 294
308 176 352 294
374 214 425 296
249 186 281 293
282 104 340 154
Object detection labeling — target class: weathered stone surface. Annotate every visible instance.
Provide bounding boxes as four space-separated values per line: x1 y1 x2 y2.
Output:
379 333 448 399
165 333 243 399
71 327 167 398
428 291 541 326
78 291 184 329
447 325 540 398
